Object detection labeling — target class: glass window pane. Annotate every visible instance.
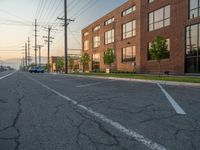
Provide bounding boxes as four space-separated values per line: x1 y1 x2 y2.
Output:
190 0 198 10
164 18 170 26
166 39 170 51
126 22 132 31
149 24 154 31
165 5 170 18
133 46 136 56
122 20 136 39
154 8 163 22
148 5 170 31
186 57 197 73
149 13 153 24
190 9 198 18
154 21 163 29
198 57 200 72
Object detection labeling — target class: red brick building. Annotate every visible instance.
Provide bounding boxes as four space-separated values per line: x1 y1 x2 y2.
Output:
82 0 200 74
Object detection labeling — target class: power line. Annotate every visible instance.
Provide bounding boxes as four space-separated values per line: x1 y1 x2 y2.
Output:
38 0 55 24
0 50 24 51
33 19 38 65
0 9 32 23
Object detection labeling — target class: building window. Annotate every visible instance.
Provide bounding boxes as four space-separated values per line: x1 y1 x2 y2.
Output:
149 0 155 3
93 36 100 48
186 24 200 73
122 6 136 16
148 38 170 60
84 40 89 51
189 0 200 19
105 17 114 26
92 53 100 71
105 29 114 44
149 5 170 31
123 20 136 39
122 46 136 62
93 25 100 32
83 32 89 36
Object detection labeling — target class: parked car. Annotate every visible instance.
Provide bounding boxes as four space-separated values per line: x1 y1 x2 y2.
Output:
29 66 44 73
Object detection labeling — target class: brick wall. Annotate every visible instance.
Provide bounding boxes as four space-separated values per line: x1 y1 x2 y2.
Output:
82 0 200 74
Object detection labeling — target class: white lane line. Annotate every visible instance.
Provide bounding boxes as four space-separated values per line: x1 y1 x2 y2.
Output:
0 71 17 80
24 74 167 150
157 83 186 115
76 80 114 88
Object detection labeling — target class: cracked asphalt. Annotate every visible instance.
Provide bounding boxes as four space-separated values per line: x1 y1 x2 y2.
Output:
0 71 200 150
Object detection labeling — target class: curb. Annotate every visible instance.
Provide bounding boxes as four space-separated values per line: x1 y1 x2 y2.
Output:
48 73 200 87
64 74 200 87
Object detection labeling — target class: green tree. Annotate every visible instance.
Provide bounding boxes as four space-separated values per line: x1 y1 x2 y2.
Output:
55 58 64 72
103 48 115 73
45 63 51 72
68 57 74 70
149 36 169 76
81 53 90 72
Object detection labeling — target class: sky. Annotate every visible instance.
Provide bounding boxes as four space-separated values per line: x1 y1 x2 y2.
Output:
0 0 126 69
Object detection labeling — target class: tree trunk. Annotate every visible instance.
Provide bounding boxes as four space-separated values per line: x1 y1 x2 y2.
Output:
158 62 161 77
83 64 85 72
109 64 112 73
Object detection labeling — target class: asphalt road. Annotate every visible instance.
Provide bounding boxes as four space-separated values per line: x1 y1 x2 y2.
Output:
0 71 200 150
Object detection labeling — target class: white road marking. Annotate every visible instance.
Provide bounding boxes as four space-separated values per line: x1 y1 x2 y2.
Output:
157 83 186 115
0 71 17 80
76 80 114 88
24 74 167 150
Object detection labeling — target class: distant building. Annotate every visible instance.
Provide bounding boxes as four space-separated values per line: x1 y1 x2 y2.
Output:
82 0 200 74
50 54 81 72
50 56 64 72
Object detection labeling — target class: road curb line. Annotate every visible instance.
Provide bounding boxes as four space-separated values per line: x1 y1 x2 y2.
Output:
63 74 200 87
0 71 17 80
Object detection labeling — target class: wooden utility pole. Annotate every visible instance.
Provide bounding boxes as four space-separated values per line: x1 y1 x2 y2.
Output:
64 0 68 74
34 19 38 66
37 45 43 66
25 43 27 67
43 26 53 66
58 0 74 74
47 27 51 65
28 37 30 65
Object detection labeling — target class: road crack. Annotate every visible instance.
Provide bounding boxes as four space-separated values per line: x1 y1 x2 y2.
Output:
0 75 24 150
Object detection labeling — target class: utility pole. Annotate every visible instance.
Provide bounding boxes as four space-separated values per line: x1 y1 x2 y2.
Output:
58 0 75 74
43 26 53 66
34 19 38 66
37 45 43 66
28 37 30 66
25 43 27 67
64 0 68 74
22 57 25 69
47 27 51 65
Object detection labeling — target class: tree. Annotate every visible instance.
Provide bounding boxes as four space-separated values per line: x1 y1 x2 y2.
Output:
149 36 169 76
103 48 115 73
81 53 90 72
55 58 64 72
68 57 74 71
45 63 51 72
